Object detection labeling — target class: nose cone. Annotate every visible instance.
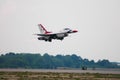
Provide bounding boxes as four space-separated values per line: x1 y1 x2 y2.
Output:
72 30 78 33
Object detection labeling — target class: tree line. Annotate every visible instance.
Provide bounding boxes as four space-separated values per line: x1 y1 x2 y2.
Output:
0 52 119 69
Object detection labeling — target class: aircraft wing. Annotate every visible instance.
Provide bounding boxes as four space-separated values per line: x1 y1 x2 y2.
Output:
36 32 67 36
36 33 55 36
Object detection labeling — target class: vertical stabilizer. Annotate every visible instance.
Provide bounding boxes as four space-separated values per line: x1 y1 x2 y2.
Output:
38 24 51 34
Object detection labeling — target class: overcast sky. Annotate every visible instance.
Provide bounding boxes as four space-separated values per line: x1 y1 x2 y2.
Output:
0 0 120 62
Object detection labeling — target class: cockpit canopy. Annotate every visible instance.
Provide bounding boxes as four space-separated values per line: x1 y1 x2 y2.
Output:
60 28 72 33
63 28 72 32
64 28 71 30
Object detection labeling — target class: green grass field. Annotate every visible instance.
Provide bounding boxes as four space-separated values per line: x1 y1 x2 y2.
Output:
0 71 120 80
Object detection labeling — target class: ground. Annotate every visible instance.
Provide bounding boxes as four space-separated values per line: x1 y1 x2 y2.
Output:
0 71 120 80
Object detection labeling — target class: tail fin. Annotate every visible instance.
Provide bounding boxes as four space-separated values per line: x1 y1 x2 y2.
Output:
38 24 51 34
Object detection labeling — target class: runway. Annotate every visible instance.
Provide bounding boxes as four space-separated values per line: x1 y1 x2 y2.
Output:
0 68 120 74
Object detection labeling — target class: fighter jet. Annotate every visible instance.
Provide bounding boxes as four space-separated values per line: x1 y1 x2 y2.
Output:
35 24 78 42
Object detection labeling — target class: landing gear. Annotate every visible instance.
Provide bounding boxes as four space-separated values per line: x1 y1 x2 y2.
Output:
45 39 47 41
44 39 52 42
60 37 64 40
48 39 52 42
